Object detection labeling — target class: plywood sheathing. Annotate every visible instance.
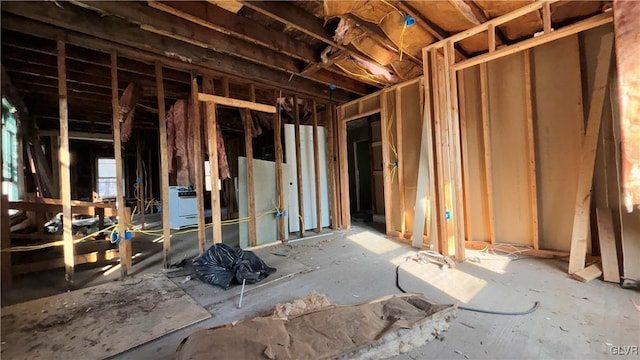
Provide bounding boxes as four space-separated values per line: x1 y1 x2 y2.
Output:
399 82 422 238
613 0 640 211
487 52 535 246
458 66 491 243
532 35 584 252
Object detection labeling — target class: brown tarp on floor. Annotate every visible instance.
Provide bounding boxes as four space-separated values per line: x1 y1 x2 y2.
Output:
176 293 455 360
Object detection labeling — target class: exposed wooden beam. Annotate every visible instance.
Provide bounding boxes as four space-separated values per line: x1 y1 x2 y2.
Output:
274 91 285 242
110 51 131 278
3 31 191 84
190 74 206 255
57 40 75 286
148 1 317 63
240 1 389 74
294 95 305 237
1 4 352 102
197 93 276 113
156 62 171 268
72 1 369 96
242 105 257 247
568 33 613 274
312 100 322 233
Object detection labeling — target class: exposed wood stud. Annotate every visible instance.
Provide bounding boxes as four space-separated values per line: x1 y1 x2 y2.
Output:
155 62 171 268
293 95 305 237
1 194 12 290
274 91 286 242
488 24 496 53
110 50 131 278
244 86 257 247
380 90 393 237
57 40 75 286
457 70 472 243
190 74 206 254
312 100 323 233
543 2 552 34
524 50 539 250
395 88 406 236
326 104 339 229
568 33 613 274
429 49 447 254
338 106 351 229
205 101 223 245
221 77 230 98
450 12 613 71
445 41 465 261
479 63 496 245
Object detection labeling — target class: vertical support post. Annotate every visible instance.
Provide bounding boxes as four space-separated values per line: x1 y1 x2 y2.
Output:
445 41 466 261
523 50 539 250
543 2 552 34
57 41 74 286
380 91 393 236
274 91 285 242
568 33 613 274
480 63 496 245
488 24 496 53
457 70 472 243
395 89 406 236
155 62 171 268
110 50 130 278
332 105 343 229
430 49 447 254
136 135 145 230
338 107 351 229
293 95 305 236
222 77 230 97
205 100 222 245
244 85 257 246
312 100 322 233
326 104 338 229
190 74 206 254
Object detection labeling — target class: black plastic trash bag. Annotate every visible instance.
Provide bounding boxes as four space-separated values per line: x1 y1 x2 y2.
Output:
192 244 276 290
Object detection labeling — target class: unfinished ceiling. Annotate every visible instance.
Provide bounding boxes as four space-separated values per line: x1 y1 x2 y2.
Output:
0 1 610 135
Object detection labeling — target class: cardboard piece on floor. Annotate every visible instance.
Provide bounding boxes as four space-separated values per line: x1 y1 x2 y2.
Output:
176 293 456 360
572 264 603 283
0 273 210 359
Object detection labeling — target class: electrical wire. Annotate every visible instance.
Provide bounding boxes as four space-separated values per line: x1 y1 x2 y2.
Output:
3 223 117 252
395 253 541 316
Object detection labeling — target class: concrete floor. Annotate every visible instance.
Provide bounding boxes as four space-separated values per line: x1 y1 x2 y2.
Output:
3 219 639 359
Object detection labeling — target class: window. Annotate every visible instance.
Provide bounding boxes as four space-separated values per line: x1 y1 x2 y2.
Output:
97 158 117 198
2 98 19 201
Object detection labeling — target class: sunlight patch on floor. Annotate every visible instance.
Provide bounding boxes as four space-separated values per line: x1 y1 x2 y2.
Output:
390 253 487 304
347 230 403 255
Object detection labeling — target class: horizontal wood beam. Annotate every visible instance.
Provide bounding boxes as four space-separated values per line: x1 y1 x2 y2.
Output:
148 1 317 63
37 129 113 141
73 1 369 95
451 12 613 71
0 4 353 102
197 93 276 113
3 30 191 84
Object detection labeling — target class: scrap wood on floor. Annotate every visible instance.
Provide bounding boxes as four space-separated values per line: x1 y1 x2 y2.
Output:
176 292 456 360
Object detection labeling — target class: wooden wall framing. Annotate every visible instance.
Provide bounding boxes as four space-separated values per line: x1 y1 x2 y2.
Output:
336 7 618 270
